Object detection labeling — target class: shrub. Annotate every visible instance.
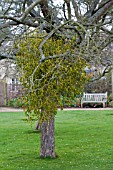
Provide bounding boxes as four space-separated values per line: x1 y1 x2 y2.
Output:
7 97 23 108
108 100 113 107
60 96 82 108
75 98 81 107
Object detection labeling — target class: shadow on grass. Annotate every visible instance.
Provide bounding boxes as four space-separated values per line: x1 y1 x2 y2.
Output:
25 130 40 134
106 113 113 116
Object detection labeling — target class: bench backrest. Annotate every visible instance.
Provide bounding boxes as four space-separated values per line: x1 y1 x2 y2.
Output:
82 92 107 102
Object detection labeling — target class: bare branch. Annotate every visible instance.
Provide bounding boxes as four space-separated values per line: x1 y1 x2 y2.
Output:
20 0 42 21
87 0 113 23
65 0 71 20
38 20 72 60
71 0 81 20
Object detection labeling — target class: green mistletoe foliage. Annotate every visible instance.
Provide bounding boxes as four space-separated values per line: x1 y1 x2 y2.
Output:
17 33 89 122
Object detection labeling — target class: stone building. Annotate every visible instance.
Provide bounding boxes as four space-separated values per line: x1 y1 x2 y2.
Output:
0 59 22 106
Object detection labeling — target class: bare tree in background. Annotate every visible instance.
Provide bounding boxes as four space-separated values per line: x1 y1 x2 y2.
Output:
0 0 113 76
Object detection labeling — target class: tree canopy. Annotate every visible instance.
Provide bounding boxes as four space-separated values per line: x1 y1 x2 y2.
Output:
17 32 89 121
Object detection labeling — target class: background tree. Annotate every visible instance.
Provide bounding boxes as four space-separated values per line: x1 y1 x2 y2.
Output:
0 0 113 75
1 0 113 158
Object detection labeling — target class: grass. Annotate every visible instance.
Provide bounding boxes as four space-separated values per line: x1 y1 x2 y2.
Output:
0 110 113 170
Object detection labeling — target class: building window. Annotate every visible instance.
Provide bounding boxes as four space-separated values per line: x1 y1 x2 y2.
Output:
11 78 19 92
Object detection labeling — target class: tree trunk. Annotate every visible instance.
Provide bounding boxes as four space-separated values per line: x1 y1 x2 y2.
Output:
40 115 56 158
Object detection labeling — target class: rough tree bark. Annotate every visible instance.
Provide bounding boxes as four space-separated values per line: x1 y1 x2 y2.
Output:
40 115 55 158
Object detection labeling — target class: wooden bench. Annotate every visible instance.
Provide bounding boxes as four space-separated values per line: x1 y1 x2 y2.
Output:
81 92 107 108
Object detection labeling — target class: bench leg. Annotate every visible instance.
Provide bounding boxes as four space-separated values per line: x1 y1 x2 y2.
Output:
103 102 105 108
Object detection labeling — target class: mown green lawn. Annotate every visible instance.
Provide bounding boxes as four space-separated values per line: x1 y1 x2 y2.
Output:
0 110 113 170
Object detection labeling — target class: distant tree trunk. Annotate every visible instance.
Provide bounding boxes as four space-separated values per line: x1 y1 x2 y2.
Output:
35 121 41 131
40 115 56 158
